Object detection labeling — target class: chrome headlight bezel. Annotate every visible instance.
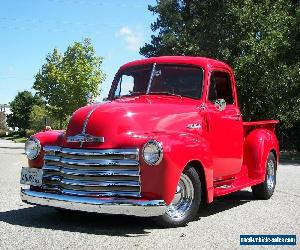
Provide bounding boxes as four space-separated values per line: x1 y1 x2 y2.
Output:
142 140 163 166
25 137 41 160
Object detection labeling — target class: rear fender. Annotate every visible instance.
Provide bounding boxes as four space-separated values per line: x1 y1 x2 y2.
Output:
243 128 279 179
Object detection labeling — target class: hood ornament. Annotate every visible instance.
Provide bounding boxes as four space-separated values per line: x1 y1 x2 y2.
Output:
67 103 104 147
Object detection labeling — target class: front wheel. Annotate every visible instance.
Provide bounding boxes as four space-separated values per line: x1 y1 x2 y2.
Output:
252 152 277 199
154 166 202 227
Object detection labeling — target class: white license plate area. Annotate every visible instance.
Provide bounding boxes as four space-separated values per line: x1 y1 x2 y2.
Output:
20 167 43 186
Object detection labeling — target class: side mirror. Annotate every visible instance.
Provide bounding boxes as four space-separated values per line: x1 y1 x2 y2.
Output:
214 99 226 111
85 92 94 104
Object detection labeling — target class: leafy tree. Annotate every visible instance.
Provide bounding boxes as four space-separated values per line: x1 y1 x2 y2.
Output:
141 0 300 149
7 91 42 130
33 38 105 128
0 112 7 130
29 105 47 131
29 104 64 131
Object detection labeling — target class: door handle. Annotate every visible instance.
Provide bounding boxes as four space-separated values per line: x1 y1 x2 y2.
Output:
235 113 242 121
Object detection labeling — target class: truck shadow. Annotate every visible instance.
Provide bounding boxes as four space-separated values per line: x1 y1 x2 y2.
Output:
0 190 254 236
198 190 253 218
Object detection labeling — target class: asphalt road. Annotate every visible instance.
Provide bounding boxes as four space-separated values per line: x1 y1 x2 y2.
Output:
0 139 299 250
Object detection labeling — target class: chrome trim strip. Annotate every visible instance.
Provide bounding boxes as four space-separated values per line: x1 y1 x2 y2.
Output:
21 189 167 217
59 158 139 166
60 189 141 198
82 105 101 135
61 147 138 156
43 165 61 172
44 155 61 162
44 156 139 167
44 146 139 157
43 145 61 152
42 185 141 197
44 166 139 177
58 178 140 187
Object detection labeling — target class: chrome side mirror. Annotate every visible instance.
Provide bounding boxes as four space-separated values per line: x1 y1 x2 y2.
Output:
214 99 226 111
85 92 94 104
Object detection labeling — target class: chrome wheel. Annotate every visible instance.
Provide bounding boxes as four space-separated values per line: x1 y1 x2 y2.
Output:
166 173 194 219
252 152 277 200
266 159 275 191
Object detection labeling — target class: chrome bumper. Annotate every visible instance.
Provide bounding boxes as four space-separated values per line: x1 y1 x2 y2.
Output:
21 189 167 217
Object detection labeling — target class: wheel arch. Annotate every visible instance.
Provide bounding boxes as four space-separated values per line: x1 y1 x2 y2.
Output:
243 128 279 179
186 160 213 204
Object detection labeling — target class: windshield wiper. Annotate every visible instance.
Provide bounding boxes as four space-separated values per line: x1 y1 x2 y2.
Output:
148 92 182 98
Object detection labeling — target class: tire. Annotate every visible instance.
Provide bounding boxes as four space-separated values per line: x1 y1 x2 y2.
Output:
55 207 70 213
154 166 202 228
252 152 277 199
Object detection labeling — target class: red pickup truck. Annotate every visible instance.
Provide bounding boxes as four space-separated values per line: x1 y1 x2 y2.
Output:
20 56 279 227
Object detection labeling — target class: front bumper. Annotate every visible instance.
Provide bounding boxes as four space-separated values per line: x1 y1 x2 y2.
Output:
21 189 167 217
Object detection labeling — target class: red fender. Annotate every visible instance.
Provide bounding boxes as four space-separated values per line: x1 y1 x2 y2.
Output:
243 128 279 180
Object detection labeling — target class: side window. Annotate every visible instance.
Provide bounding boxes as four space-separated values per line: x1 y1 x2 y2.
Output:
208 71 234 104
115 75 135 96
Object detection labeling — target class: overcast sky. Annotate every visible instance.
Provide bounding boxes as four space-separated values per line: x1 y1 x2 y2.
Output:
0 0 156 104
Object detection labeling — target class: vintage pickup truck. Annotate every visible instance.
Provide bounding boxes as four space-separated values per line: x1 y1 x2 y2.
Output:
20 56 279 227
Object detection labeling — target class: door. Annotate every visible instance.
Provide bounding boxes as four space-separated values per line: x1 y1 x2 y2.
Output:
206 70 243 178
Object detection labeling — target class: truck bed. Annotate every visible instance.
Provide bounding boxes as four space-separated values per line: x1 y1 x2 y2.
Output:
243 120 279 136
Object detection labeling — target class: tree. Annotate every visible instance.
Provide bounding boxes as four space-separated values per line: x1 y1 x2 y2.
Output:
7 91 42 130
141 0 300 149
29 105 47 131
0 112 7 130
33 38 105 128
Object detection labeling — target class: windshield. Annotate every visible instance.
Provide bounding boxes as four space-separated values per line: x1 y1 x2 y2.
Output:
110 64 204 100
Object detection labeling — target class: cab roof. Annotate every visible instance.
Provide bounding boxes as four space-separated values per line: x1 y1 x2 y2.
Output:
119 56 232 71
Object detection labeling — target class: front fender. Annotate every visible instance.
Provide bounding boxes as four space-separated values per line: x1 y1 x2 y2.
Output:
140 133 213 205
28 130 65 168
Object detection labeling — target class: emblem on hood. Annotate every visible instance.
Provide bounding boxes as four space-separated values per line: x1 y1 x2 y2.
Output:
186 123 202 130
67 133 104 146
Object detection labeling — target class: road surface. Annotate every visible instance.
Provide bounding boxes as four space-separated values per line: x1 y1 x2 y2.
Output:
0 139 299 249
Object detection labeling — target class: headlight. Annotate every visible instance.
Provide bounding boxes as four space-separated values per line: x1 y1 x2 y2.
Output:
142 140 163 165
25 137 41 160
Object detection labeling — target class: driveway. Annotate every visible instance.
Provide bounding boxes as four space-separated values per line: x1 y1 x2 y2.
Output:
0 139 299 249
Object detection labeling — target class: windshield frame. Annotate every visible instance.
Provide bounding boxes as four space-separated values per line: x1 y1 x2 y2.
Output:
108 63 205 100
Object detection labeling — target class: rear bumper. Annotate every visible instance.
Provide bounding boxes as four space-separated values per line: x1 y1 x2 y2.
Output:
21 189 167 217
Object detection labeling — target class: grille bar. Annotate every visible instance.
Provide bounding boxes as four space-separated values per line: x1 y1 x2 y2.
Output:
43 165 139 177
42 146 141 198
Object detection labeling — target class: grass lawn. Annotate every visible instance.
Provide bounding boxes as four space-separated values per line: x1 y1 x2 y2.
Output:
13 137 27 143
0 134 27 143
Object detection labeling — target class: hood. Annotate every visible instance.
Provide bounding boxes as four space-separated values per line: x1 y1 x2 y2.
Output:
64 95 202 148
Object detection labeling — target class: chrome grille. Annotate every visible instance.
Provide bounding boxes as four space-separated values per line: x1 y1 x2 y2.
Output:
42 146 141 198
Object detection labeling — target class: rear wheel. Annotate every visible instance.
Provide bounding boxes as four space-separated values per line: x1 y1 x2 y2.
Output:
252 152 277 199
154 166 202 227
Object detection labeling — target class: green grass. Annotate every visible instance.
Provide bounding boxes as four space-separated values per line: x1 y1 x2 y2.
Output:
0 133 27 143
13 137 27 143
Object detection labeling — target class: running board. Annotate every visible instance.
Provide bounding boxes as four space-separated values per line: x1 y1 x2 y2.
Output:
213 177 264 197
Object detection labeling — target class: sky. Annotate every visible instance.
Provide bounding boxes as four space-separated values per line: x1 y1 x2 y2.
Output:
0 0 157 104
